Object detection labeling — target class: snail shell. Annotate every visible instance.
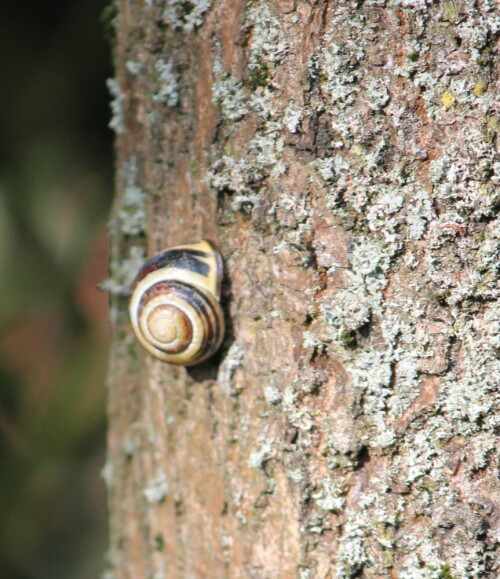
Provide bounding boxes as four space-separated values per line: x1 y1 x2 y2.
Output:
129 240 225 366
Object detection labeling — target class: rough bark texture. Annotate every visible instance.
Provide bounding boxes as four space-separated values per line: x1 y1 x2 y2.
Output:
105 1 500 577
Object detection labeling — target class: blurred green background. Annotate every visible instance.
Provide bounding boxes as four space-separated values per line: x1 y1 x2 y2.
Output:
0 0 113 577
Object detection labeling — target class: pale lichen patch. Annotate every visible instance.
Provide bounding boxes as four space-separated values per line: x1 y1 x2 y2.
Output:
152 59 179 108
143 471 169 503
107 78 126 135
163 0 211 32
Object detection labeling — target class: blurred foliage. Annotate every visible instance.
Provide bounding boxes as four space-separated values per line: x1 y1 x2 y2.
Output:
0 0 113 577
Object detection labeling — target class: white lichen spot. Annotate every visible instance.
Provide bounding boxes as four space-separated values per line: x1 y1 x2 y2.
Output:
263 385 281 405
312 479 344 512
143 471 169 503
164 0 211 32
100 461 115 488
107 78 126 135
246 1 288 71
288 468 305 484
321 272 373 335
283 400 314 432
248 442 273 469
122 436 136 458
302 330 323 350
334 520 371 574
365 79 391 111
125 60 143 75
284 105 302 133
310 155 350 184
212 58 249 121
319 39 363 105
120 185 146 236
153 59 179 107
393 0 431 10
102 246 146 298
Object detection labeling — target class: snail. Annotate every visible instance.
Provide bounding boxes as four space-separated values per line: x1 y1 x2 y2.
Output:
129 240 225 366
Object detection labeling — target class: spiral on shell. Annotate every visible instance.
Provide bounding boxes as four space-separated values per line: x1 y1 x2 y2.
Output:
129 240 225 366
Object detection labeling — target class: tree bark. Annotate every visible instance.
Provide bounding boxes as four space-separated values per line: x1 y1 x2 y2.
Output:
105 1 499 577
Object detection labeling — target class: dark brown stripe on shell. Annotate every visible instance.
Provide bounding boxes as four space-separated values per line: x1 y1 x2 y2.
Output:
133 249 211 287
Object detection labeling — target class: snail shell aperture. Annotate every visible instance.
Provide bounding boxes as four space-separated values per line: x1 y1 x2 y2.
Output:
129 240 225 366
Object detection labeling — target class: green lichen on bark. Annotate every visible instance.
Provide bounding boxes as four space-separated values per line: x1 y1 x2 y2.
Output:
206 0 499 576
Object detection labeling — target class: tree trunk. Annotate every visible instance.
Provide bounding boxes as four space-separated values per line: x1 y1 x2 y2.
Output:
105 1 499 577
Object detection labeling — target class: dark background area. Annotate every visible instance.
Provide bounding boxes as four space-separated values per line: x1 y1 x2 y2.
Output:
0 0 113 576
